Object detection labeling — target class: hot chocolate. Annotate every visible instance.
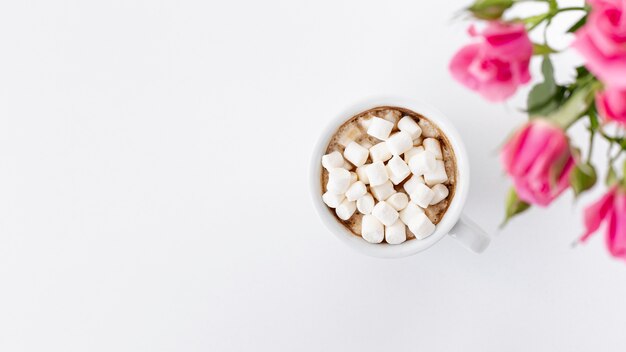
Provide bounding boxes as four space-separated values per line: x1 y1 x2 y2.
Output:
320 106 457 244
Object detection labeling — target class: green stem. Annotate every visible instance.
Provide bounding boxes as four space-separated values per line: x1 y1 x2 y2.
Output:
526 6 589 34
548 84 597 129
587 127 595 163
556 7 587 12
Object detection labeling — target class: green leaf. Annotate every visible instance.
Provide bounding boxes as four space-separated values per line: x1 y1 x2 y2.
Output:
527 57 563 116
575 65 590 79
468 0 514 20
570 162 597 197
567 14 588 33
501 187 531 227
532 43 557 55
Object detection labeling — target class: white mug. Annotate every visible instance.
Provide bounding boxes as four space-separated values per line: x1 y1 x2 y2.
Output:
309 97 490 258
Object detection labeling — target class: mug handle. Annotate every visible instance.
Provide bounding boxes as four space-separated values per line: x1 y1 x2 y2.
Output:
448 213 490 253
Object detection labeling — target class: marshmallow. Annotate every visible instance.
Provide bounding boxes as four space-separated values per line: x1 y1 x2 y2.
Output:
327 168 351 194
410 183 435 208
367 117 394 140
369 142 392 162
409 150 437 176
407 213 436 240
386 155 410 185
387 192 409 211
424 160 448 186
322 151 345 170
345 181 367 201
350 172 358 184
430 184 450 205
361 214 384 243
403 175 425 195
404 146 424 163
356 165 370 184
399 202 424 226
322 191 345 208
423 138 443 159
398 116 422 140
336 199 356 220
343 141 369 167
366 161 389 186
337 125 363 147
418 119 438 138
372 201 399 226
385 219 407 245
357 193 375 214
370 180 396 202
385 131 413 156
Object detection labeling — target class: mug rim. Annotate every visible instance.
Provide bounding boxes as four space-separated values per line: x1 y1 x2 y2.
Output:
309 96 470 258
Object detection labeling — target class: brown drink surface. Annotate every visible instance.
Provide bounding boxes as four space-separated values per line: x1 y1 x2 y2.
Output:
321 106 457 241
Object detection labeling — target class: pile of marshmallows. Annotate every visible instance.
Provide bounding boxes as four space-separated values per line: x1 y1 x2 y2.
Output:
322 115 450 244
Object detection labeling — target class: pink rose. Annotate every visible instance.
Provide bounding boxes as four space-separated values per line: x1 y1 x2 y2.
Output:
596 86 626 124
581 186 626 261
449 21 532 101
573 0 626 88
500 120 575 206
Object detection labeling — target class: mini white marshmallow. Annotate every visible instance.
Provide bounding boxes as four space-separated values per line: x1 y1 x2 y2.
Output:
343 141 369 167
356 165 370 184
357 193 375 214
345 181 367 201
399 202 424 226
370 180 396 202
403 175 425 195
404 146 424 163
385 131 413 155
367 117 394 140
372 201 399 226
409 150 437 176
322 151 345 170
387 192 409 211
366 161 389 186
336 199 356 220
418 119 438 138
322 191 345 208
407 213 436 240
423 138 443 159
327 168 351 194
350 172 358 184
398 116 422 140
361 214 384 243
430 184 450 205
424 160 448 186
386 155 411 185
385 219 407 245
410 183 435 208
369 142 392 162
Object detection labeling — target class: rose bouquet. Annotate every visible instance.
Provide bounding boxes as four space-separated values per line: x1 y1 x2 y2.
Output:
450 0 626 260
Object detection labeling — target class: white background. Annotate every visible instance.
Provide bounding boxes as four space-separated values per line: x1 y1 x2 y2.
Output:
1 1 625 351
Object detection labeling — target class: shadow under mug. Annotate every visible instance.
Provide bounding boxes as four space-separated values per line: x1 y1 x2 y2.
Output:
310 97 490 258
